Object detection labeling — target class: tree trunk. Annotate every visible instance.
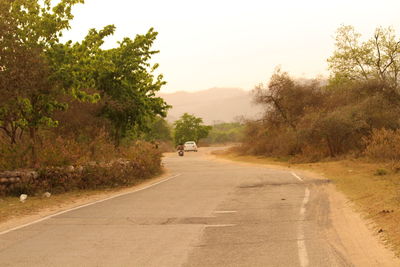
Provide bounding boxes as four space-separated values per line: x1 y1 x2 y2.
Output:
114 126 121 148
326 137 335 158
29 127 38 168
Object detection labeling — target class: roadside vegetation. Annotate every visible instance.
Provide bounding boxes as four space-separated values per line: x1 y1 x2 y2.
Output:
173 115 244 147
173 113 211 145
202 122 244 145
0 0 171 202
228 25 400 255
238 25 400 163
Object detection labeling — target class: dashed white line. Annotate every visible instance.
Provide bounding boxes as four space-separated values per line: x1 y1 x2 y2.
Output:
297 238 309 267
213 211 237 214
291 172 304 182
298 187 311 267
205 224 236 228
0 173 182 236
300 187 310 216
291 171 310 266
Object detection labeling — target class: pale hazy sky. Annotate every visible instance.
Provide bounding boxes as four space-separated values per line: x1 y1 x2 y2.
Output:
62 0 400 93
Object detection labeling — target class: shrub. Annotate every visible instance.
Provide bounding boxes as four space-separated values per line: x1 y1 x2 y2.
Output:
0 141 163 196
364 128 400 162
374 169 388 176
0 142 31 171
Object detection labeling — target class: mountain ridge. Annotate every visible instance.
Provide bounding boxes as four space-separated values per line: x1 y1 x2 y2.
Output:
159 87 262 124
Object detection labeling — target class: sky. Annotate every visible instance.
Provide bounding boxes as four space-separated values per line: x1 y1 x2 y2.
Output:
61 0 400 93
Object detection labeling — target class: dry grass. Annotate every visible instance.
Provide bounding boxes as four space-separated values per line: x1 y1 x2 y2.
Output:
214 150 400 255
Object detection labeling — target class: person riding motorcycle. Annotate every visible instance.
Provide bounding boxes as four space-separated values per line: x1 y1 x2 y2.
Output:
177 143 184 156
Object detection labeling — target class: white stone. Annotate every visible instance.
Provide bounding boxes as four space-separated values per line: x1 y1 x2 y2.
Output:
66 166 75 172
19 194 28 202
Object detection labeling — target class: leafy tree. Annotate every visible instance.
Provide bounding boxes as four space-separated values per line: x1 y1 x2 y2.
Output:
96 28 170 147
174 113 211 145
0 0 170 166
46 25 115 101
203 122 244 144
145 117 172 142
0 0 85 165
328 25 400 94
46 25 169 147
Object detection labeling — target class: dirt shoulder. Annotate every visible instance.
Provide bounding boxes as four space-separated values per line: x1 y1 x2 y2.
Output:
0 170 171 233
212 149 400 262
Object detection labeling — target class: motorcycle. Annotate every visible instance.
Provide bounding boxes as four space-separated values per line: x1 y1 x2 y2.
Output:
178 150 184 156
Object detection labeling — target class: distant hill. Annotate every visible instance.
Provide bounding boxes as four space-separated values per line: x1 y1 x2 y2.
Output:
159 88 262 124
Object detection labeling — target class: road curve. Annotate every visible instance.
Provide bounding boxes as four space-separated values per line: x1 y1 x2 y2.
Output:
0 148 398 266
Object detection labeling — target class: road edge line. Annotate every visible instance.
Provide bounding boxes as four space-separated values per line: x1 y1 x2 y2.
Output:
0 173 182 236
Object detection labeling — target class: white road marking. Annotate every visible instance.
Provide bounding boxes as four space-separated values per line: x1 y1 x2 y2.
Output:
213 211 237 214
205 224 236 228
0 173 182 236
292 172 304 182
300 187 310 216
297 187 310 267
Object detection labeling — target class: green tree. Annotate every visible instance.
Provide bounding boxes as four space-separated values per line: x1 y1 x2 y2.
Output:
96 29 170 147
0 0 85 165
145 117 172 142
328 25 400 93
174 113 211 145
0 0 170 165
203 122 244 144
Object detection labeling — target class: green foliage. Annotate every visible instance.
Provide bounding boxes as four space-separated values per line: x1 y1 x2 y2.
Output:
203 122 244 144
174 113 211 145
143 117 172 142
0 0 170 169
96 28 171 146
328 25 400 94
0 0 86 165
46 25 116 101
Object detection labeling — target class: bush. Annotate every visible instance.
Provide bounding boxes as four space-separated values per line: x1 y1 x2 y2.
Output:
203 122 244 145
364 128 400 162
237 121 298 157
0 128 123 171
1 142 163 196
374 169 388 176
0 142 31 171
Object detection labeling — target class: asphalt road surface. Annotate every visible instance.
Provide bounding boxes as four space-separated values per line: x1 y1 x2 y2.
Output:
0 148 397 266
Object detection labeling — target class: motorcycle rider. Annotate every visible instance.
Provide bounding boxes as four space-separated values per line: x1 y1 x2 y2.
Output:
177 143 184 156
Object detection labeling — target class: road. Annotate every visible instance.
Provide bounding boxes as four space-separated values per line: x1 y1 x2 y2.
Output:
0 148 398 266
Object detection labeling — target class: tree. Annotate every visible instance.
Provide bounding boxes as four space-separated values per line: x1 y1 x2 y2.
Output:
145 117 172 142
0 0 170 166
203 122 244 144
328 25 400 94
0 0 85 165
253 68 323 130
173 113 211 145
96 29 170 147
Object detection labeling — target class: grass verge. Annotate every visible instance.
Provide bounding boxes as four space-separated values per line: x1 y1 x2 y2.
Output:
213 150 400 256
